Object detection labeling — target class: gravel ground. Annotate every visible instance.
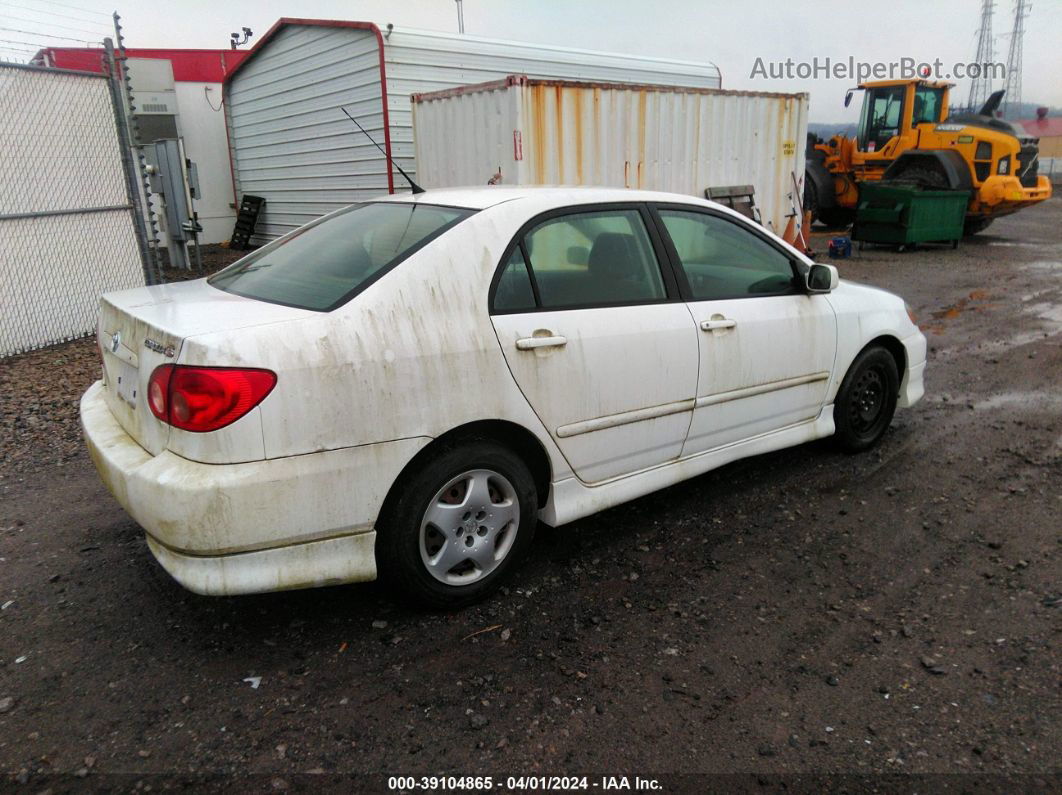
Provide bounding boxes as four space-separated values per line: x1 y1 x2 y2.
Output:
157 242 245 283
0 202 1059 790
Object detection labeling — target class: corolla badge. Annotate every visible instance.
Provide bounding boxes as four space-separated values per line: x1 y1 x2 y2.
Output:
110 331 121 353
144 338 176 357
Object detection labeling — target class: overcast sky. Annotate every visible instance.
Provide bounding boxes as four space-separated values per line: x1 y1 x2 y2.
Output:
3 0 1060 122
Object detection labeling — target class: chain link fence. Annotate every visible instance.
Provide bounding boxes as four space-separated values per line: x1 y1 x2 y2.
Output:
0 61 153 358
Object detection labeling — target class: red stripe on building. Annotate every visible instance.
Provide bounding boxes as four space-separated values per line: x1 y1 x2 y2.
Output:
36 47 250 83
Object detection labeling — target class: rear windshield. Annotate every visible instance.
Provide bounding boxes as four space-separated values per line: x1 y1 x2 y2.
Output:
209 202 474 311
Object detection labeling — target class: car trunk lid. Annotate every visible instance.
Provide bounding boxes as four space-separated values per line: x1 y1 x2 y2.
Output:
96 279 313 455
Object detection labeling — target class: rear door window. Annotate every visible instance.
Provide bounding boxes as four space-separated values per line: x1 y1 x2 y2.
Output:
493 247 537 312
496 209 667 311
210 202 474 311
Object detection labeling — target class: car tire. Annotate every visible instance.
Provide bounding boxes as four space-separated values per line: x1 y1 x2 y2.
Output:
376 439 538 609
833 346 899 453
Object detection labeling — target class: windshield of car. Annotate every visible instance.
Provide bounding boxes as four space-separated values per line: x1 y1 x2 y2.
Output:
209 202 474 311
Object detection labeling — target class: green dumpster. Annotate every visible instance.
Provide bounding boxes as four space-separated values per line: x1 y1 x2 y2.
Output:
852 183 970 251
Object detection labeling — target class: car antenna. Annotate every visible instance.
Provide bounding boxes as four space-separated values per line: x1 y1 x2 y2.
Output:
340 106 425 194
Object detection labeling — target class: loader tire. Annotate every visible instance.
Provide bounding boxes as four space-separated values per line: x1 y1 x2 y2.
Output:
963 217 994 236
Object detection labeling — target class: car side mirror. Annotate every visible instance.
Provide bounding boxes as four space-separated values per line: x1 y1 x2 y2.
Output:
807 263 839 293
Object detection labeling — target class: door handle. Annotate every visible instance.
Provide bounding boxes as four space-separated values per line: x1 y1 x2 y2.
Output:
700 318 736 331
516 335 568 350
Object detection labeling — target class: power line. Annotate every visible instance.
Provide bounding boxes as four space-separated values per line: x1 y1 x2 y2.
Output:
0 36 53 47
0 13 111 37
0 44 40 54
21 0 110 17
0 26 100 43
3 0 111 26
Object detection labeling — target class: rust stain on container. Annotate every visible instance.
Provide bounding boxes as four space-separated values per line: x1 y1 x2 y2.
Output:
637 90 648 188
554 84 565 180
531 84 548 184
572 88 585 184
592 88 601 185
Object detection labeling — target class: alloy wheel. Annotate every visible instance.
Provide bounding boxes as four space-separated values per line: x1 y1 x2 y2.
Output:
419 469 520 585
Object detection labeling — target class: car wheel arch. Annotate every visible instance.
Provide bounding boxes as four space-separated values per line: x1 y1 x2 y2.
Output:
377 420 553 527
833 335 906 402
864 335 906 391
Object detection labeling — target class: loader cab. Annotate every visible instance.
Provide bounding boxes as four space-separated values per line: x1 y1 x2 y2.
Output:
852 80 950 155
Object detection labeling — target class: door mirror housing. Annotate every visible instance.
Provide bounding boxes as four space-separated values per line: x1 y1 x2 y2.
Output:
806 263 839 293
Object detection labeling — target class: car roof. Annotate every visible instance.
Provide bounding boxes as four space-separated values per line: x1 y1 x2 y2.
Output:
374 185 714 211
372 185 811 266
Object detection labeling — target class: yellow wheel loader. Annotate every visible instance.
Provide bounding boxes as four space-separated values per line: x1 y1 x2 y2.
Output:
806 79 1052 234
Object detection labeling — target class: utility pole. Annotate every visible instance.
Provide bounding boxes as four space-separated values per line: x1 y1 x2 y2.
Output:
455 0 465 34
1002 0 1029 118
967 0 995 112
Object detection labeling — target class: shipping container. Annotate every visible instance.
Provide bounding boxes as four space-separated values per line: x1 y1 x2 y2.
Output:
412 75 809 235
223 19 721 242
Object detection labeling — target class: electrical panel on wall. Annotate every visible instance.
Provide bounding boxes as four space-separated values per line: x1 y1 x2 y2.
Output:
127 57 179 144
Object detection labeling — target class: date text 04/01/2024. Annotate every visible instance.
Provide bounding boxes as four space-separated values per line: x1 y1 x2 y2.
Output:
387 776 663 791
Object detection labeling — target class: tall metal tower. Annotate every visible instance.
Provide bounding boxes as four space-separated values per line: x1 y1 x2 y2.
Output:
967 0 995 112
1002 0 1030 118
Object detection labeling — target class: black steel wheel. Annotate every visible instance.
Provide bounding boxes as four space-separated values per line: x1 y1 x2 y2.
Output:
833 346 899 453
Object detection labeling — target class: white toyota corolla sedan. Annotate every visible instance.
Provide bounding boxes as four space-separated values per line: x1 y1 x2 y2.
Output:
81 187 925 607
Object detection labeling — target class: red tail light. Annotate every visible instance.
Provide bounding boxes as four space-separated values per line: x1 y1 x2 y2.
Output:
147 365 276 433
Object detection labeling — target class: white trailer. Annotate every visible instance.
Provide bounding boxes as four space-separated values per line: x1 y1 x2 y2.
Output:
412 75 809 235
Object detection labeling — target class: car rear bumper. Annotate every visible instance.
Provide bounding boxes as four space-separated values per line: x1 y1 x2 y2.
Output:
899 330 927 408
144 532 378 596
80 381 430 595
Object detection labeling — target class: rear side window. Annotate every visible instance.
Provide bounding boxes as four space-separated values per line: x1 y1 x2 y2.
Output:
499 209 666 311
494 247 537 312
210 202 473 311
